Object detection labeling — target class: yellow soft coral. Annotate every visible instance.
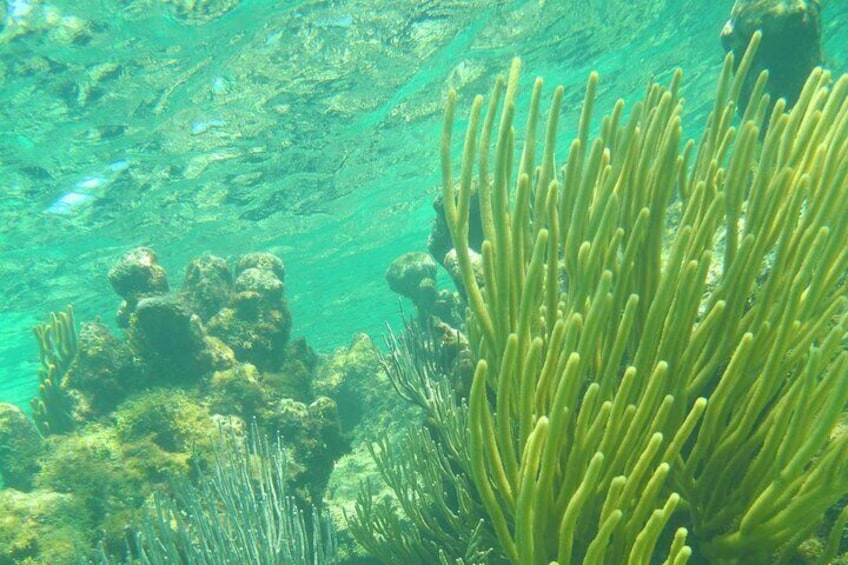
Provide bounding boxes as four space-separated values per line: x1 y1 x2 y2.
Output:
441 31 848 563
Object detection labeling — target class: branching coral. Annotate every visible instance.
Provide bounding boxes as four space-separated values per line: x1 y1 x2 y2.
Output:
356 32 848 564
30 304 78 436
441 31 848 563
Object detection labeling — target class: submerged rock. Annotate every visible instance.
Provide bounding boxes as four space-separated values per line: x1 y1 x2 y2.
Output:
236 252 286 282
386 252 438 307
108 247 169 328
130 295 214 383
265 395 348 507
65 322 139 415
208 254 292 370
108 247 169 301
315 333 384 433
0 403 42 491
721 0 823 111
181 254 232 322
0 488 86 564
208 362 268 420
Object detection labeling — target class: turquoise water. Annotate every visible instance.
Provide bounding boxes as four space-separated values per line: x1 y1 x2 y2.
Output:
0 0 844 412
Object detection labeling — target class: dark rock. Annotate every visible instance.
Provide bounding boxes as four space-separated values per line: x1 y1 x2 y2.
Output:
130 295 210 383
108 248 169 328
108 247 169 302
427 191 484 267
721 0 823 112
386 252 437 304
65 322 139 415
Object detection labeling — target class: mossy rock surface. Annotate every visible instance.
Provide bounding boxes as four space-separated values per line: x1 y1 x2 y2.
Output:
36 425 146 522
0 403 42 491
114 389 215 453
0 488 88 565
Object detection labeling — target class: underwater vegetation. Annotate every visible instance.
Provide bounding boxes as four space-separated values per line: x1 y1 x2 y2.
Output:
357 33 848 565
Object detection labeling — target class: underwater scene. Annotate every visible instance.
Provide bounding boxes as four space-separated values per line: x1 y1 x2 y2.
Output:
1 0 848 563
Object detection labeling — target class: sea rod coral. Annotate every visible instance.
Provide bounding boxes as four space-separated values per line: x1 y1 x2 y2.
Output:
353 33 848 564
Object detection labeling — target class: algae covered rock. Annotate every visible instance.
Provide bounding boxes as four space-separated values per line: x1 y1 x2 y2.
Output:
108 247 169 328
65 321 138 416
386 252 437 304
385 251 443 320
35 425 146 529
115 390 206 448
129 294 214 383
208 337 320 424
236 251 286 281
207 253 293 370
233 267 286 313
272 337 318 401
108 247 169 300
386 251 465 325
315 333 385 432
33 413 216 560
208 362 268 420
265 395 348 507
0 403 42 491
181 254 233 321
0 488 88 565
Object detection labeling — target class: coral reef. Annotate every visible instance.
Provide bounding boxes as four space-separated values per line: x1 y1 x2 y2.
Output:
3 249 346 563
